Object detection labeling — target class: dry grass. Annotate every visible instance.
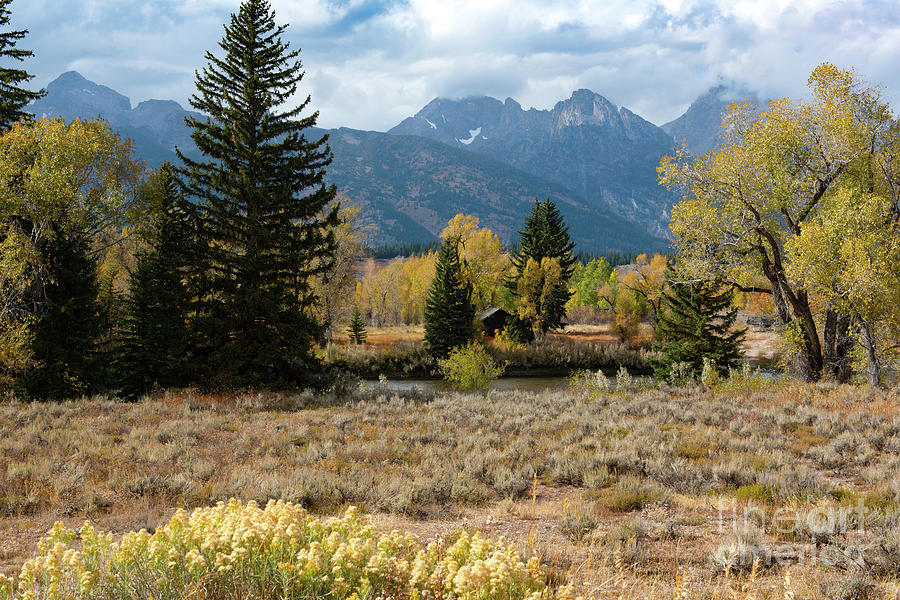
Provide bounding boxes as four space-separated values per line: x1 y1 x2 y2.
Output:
1 382 899 598
332 324 426 347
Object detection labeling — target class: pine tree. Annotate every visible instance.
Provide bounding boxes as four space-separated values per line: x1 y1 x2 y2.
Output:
505 198 576 342
0 0 43 130
424 240 474 358
652 269 745 379
347 306 367 345
177 0 339 388
17 224 103 400
115 165 193 398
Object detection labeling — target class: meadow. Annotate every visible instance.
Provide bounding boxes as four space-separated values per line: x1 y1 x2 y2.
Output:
1 377 899 598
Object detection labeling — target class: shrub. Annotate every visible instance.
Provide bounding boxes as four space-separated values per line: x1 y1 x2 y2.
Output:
324 341 435 378
594 475 666 512
615 365 635 393
568 369 611 398
2 499 565 600
711 525 768 573
733 483 778 504
436 342 506 391
490 338 654 373
604 517 648 565
560 504 599 542
821 575 876 600
493 326 525 351
714 363 778 393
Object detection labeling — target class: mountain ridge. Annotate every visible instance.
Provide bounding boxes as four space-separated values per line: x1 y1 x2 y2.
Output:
27 71 744 252
388 89 679 238
661 85 761 155
30 71 206 166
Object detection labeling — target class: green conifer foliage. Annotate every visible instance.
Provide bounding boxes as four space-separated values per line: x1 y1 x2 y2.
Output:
17 225 103 400
652 269 745 379
424 240 474 358
505 198 576 342
115 165 193 398
178 0 339 387
0 0 43 131
348 306 367 345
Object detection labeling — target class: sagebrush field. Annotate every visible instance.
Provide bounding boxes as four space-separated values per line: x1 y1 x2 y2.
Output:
2 379 899 598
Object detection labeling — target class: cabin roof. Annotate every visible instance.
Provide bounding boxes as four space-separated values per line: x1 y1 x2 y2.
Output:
480 307 509 321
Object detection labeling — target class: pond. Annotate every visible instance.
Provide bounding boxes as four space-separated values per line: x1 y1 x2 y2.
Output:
364 376 572 393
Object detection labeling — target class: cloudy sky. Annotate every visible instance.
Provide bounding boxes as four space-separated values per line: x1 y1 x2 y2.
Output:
13 0 900 131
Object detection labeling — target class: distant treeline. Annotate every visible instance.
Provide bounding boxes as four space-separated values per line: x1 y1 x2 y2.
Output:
367 243 662 268
367 241 442 258
574 251 646 267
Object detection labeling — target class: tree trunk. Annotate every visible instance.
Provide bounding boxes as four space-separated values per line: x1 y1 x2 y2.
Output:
766 271 822 381
823 309 853 383
856 317 882 387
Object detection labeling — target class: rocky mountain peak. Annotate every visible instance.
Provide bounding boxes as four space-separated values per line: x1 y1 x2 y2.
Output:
553 89 619 129
41 70 132 117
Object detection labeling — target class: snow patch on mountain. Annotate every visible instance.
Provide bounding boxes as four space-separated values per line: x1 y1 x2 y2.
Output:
421 116 437 129
457 127 482 145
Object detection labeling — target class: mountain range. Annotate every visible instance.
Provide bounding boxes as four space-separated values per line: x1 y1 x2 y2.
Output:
28 71 747 252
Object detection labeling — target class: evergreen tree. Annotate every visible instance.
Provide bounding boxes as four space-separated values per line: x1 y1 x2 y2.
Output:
0 0 43 130
177 0 339 388
17 224 103 400
424 240 474 358
115 165 193 398
652 269 745 379
347 306 367 345
505 198 576 342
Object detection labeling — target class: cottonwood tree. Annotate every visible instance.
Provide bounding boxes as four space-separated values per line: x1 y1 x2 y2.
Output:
514 257 562 343
567 257 613 311
786 186 899 385
0 227 35 389
597 269 645 342
178 0 339 387
620 253 668 325
440 214 511 313
355 253 436 327
660 63 897 382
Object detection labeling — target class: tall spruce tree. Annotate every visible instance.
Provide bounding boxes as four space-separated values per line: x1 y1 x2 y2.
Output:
16 224 103 400
115 165 193 398
505 198 576 342
652 269 745 379
424 240 474 358
0 0 43 130
178 0 339 387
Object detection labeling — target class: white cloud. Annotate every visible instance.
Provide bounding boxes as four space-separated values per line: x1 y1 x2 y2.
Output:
12 0 900 131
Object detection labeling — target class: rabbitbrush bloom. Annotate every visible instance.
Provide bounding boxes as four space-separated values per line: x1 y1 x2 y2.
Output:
2 499 573 600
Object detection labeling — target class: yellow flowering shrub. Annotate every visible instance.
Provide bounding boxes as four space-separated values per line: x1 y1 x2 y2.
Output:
3 499 567 600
